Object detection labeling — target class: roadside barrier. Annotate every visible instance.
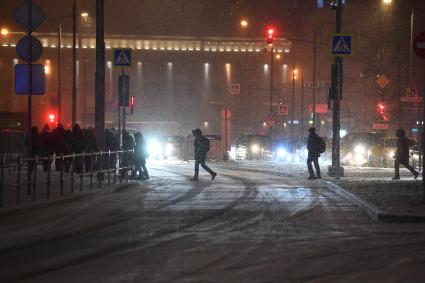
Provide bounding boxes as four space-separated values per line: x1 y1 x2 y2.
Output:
0 150 134 208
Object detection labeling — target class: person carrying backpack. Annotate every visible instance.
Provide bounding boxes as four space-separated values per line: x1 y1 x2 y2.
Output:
392 128 419 180
306 127 325 180
191 128 217 181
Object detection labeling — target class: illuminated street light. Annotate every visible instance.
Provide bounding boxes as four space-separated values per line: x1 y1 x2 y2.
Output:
240 19 248 28
81 12 89 17
275 54 281 59
0 28 8 35
382 0 392 4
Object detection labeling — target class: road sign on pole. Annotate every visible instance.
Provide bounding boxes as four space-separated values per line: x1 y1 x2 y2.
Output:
15 64 45 95
114 48 132 67
414 31 425 59
278 104 288 116
331 34 352 56
16 35 43 62
119 74 130 106
12 0 46 33
229 83 240 95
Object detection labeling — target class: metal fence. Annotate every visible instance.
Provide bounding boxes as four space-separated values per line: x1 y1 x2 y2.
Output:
0 150 134 209
0 130 26 163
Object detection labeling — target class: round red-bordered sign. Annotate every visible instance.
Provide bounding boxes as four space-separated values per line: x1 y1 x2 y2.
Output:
414 31 425 59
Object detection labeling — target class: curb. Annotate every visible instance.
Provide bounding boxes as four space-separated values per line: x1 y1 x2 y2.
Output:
219 164 425 223
0 181 137 216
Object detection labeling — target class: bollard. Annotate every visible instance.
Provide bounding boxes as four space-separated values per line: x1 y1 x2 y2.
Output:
80 152 84 192
46 156 51 199
17 156 22 205
60 154 65 196
0 156 5 208
32 156 38 202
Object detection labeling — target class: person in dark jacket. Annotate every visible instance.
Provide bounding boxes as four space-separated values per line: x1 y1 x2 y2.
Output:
306 127 321 180
25 126 42 175
191 128 217 181
393 129 419 180
134 132 149 180
41 124 53 172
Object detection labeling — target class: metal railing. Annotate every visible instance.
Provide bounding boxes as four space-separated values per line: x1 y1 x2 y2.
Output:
0 149 134 209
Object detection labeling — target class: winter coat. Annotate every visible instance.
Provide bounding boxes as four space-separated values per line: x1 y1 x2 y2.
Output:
396 136 413 161
193 136 209 161
307 133 321 157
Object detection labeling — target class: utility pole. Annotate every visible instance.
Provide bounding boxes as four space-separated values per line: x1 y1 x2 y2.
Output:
291 64 296 140
57 22 62 123
312 30 318 128
95 0 105 149
301 72 304 135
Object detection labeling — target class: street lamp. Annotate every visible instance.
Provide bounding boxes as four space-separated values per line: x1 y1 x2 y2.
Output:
240 19 248 28
0 28 8 35
57 8 88 125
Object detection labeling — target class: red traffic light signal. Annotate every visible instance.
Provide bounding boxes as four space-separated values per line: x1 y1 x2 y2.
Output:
376 102 389 122
265 26 277 44
47 112 56 124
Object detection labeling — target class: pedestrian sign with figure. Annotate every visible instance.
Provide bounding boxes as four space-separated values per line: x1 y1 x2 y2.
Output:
331 34 352 56
114 48 132 67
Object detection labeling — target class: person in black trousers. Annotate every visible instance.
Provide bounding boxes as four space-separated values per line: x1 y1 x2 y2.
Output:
393 128 419 180
306 127 322 180
191 128 217 181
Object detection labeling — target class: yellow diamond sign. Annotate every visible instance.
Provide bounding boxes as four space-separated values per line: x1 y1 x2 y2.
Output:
376 75 390 88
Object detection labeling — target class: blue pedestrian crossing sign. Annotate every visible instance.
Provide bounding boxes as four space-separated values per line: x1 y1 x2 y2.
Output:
331 34 352 56
114 48 132 67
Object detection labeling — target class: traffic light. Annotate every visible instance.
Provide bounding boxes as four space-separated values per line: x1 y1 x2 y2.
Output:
47 111 56 124
265 26 277 45
130 96 135 114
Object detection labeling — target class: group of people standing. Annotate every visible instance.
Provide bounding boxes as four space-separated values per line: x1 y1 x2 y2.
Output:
25 124 150 180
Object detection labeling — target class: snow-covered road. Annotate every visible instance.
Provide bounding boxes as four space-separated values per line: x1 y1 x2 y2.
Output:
1 162 425 282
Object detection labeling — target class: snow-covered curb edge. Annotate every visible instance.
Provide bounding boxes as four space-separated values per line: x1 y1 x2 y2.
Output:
0 181 137 216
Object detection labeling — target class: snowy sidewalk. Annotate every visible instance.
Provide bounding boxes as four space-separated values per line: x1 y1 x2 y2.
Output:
216 160 425 222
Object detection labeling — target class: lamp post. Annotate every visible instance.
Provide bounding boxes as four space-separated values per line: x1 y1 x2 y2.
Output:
57 5 88 125
265 26 277 139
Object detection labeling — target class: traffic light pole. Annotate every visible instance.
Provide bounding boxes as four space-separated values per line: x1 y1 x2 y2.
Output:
72 0 77 128
330 0 343 179
269 45 274 139
95 0 105 149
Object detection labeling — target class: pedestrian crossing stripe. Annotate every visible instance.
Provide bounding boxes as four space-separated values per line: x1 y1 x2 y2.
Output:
113 48 132 67
331 34 352 56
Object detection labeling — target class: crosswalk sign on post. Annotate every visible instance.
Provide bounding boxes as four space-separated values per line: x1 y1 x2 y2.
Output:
114 48 132 67
331 34 352 56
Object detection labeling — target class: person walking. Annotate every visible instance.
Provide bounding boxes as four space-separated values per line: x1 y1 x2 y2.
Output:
306 127 323 180
393 129 419 180
190 128 217 181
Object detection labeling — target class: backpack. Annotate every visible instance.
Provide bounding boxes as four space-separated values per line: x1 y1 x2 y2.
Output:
201 136 210 152
318 136 326 153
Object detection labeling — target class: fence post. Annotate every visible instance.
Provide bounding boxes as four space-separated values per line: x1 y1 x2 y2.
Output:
98 150 103 188
17 156 22 205
70 153 75 194
113 150 117 184
0 156 5 208
107 150 111 186
32 156 38 202
46 156 51 199
60 154 65 196
90 153 94 190
80 152 84 192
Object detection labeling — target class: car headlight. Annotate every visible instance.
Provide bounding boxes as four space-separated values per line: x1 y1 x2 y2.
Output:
251 144 260 153
147 139 163 157
165 143 174 156
354 144 366 155
277 148 287 158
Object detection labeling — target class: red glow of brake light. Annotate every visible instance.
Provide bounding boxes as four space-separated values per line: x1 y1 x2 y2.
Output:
130 96 135 107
